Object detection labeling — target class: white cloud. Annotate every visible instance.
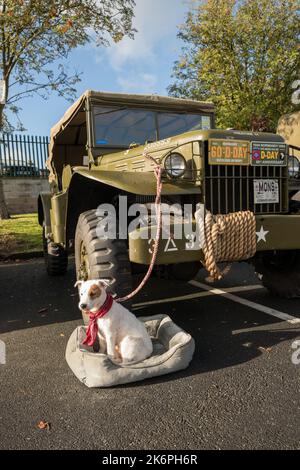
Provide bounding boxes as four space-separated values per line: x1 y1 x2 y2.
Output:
117 72 158 93
107 0 184 71
95 0 186 93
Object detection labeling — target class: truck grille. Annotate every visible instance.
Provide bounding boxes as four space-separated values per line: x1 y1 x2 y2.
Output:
204 161 288 215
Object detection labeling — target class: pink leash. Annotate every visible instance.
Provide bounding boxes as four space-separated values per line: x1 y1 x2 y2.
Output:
116 153 163 303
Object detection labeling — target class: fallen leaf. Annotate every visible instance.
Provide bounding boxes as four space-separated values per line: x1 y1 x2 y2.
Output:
37 420 51 430
38 308 48 314
258 346 272 353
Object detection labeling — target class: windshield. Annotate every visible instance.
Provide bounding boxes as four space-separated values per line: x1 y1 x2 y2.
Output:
93 106 212 147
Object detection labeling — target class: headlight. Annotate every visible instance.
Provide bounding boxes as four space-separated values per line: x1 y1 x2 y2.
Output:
164 153 186 178
288 156 300 178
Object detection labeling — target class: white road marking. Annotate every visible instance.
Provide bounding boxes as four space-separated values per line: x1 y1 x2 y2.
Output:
132 284 263 310
189 280 300 325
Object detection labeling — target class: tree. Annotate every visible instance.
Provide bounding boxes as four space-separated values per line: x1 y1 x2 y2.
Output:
169 0 300 131
0 0 135 219
0 177 9 218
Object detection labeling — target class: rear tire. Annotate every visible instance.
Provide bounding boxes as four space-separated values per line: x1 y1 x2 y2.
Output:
74 209 133 323
255 250 300 298
43 225 68 276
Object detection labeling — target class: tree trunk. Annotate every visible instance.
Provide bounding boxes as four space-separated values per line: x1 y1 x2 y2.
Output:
0 104 3 130
0 77 9 219
0 177 10 219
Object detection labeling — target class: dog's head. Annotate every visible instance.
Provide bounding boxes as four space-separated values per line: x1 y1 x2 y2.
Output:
75 279 109 313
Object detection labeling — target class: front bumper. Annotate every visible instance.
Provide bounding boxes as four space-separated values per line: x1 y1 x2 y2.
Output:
128 214 300 265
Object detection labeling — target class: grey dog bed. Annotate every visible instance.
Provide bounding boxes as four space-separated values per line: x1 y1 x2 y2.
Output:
65 314 195 388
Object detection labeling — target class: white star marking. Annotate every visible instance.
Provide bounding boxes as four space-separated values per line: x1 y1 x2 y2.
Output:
256 226 269 243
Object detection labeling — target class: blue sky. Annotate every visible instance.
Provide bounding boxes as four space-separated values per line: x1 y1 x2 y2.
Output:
9 0 190 136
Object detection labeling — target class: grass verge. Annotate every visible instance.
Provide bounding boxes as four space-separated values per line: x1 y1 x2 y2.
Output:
0 213 42 256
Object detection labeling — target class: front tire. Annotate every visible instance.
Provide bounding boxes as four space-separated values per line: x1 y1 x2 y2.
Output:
74 209 133 323
255 250 300 298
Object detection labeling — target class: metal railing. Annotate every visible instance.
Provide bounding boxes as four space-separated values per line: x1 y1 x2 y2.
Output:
0 133 49 177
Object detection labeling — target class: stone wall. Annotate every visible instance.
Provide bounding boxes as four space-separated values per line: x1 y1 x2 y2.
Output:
2 177 50 214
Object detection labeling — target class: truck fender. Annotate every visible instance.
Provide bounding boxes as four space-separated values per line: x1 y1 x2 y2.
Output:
74 168 200 196
37 192 52 231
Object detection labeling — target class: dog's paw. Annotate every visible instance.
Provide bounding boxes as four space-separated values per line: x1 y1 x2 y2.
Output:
107 354 122 364
113 356 122 364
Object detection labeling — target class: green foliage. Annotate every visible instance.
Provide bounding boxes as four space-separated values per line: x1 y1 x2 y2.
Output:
169 0 300 131
0 0 135 130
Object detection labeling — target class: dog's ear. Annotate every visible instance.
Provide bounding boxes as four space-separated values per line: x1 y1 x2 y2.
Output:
98 279 109 289
74 280 83 289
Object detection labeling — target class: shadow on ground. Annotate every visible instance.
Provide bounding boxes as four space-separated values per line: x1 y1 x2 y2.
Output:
127 300 300 387
0 260 81 333
1 259 299 382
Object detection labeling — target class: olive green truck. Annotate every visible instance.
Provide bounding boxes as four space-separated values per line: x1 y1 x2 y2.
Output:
38 90 300 303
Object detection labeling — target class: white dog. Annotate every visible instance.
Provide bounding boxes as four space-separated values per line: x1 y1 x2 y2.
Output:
75 280 153 364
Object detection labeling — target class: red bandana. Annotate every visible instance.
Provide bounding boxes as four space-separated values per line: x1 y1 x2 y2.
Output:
82 294 114 347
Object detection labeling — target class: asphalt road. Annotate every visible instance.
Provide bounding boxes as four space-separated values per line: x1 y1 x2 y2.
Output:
0 259 299 450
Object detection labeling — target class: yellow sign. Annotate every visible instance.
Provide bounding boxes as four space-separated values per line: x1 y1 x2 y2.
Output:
262 151 278 160
251 142 287 166
209 139 250 165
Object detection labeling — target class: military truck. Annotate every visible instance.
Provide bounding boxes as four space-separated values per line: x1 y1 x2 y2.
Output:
277 111 300 194
38 90 300 307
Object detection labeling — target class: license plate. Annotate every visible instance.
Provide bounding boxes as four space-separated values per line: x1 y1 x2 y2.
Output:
251 142 287 166
254 179 279 204
209 139 249 165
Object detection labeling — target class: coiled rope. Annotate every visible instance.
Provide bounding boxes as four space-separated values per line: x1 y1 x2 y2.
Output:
201 210 257 281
